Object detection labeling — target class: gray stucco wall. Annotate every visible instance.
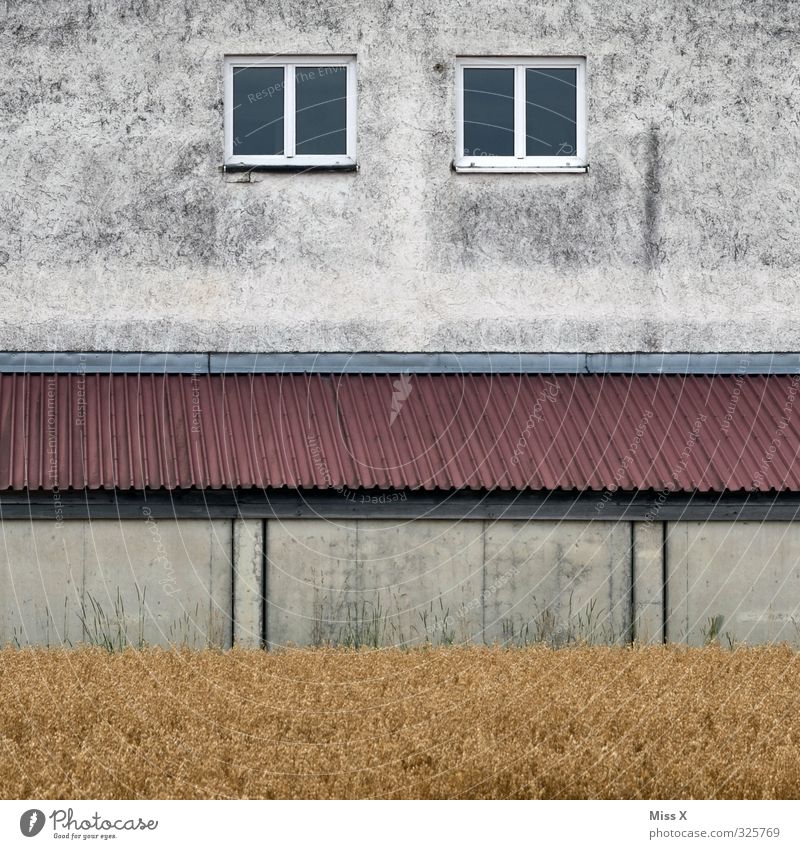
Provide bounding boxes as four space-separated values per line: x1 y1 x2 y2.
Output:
1 1 798 352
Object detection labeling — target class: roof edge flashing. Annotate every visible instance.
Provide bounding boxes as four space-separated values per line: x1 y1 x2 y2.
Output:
0 352 798 375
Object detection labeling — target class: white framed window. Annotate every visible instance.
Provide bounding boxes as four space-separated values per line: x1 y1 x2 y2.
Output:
454 56 587 173
224 55 357 168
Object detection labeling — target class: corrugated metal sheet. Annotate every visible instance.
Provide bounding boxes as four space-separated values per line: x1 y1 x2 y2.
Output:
1 373 799 492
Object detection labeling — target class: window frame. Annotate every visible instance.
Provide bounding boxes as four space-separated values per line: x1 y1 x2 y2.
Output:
454 56 587 173
224 54 357 168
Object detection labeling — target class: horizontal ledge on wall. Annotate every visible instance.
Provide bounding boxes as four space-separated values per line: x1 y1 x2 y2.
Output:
222 163 358 173
452 165 589 174
1 352 799 375
3 489 800 521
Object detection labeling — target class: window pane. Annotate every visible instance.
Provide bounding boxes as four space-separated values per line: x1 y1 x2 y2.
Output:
295 66 348 155
462 68 515 158
525 68 577 157
232 66 284 156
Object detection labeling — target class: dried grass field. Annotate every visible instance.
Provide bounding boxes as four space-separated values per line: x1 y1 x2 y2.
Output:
1 645 799 799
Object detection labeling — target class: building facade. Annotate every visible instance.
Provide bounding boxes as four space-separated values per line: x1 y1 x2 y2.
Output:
1 0 800 648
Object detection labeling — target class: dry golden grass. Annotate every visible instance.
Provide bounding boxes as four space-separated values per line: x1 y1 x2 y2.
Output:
1 645 799 799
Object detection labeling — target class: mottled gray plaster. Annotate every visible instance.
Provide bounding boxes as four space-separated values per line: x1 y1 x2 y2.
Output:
0 0 798 351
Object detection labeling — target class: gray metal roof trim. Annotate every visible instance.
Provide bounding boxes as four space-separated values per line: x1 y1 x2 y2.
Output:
0 352 208 373
0 352 799 374
208 352 587 374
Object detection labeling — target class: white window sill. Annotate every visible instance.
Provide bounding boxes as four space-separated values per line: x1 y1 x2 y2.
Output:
453 163 589 174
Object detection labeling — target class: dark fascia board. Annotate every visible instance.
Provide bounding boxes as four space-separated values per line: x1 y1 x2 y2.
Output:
3 488 800 521
0 352 799 375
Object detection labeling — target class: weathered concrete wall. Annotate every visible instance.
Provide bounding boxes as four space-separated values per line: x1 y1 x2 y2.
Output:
0 1 798 352
233 519 263 648
265 518 629 647
632 521 663 644
5 515 800 648
666 521 800 646
265 519 485 647
482 520 631 645
0 518 232 647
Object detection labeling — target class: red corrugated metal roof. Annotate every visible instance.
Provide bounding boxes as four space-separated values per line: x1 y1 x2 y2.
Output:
0 372 798 492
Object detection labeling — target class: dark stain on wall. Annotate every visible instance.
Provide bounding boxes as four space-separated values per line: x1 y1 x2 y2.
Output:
643 123 663 270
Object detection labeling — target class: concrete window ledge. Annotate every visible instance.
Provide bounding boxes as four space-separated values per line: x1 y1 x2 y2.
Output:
221 163 358 174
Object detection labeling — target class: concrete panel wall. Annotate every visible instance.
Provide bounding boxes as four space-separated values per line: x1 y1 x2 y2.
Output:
0 520 85 647
233 519 264 648
5 515 800 648
266 518 629 647
482 521 632 646
666 521 800 646
632 521 664 644
0 519 232 648
266 519 358 648
265 519 484 648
